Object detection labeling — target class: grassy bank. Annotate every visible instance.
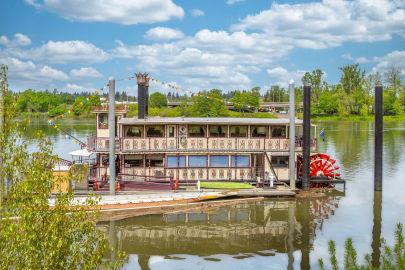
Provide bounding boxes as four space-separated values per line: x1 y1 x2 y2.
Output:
312 113 405 122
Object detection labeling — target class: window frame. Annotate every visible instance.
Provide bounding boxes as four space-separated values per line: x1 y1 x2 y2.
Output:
188 155 208 168
229 125 248 138
231 155 250 167
209 155 229 168
146 125 165 138
250 125 268 138
188 125 206 138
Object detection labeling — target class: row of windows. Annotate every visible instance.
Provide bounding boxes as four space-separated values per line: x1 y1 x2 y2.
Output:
123 125 287 138
123 155 250 168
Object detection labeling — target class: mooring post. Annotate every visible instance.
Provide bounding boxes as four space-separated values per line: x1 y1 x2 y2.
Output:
108 78 116 195
374 84 383 191
371 190 382 267
289 80 296 190
302 84 311 191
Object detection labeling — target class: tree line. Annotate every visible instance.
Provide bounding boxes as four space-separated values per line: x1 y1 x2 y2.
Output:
10 64 405 118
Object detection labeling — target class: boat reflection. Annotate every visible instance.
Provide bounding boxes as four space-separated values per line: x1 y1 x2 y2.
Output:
100 194 342 269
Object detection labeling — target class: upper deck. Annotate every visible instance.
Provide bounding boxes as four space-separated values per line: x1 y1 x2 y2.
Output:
88 116 317 153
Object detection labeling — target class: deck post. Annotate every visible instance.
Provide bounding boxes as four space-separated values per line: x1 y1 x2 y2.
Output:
288 81 296 190
108 78 116 195
302 84 311 190
374 84 383 191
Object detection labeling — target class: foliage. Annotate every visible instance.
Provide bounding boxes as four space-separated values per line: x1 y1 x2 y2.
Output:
0 65 125 269
149 92 168 108
264 85 289 102
319 223 405 270
231 88 260 112
188 89 229 117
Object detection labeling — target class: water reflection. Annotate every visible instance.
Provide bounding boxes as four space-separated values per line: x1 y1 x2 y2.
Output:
100 195 342 270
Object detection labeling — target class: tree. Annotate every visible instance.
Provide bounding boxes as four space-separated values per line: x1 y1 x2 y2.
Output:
339 64 367 114
149 92 168 108
189 89 228 117
231 89 260 112
0 65 125 269
302 69 326 103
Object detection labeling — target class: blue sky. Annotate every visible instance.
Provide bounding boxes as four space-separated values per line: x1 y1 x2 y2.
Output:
0 0 404 94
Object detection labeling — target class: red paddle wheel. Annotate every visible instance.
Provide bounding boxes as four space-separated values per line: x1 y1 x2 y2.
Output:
297 153 341 188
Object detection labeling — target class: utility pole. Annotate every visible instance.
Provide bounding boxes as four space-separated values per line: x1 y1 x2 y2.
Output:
108 78 116 195
289 81 296 190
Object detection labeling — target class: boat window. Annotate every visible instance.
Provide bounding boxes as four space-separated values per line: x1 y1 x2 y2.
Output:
101 155 109 166
124 155 143 167
231 155 250 167
188 125 206 137
188 155 207 167
271 156 289 167
98 113 108 129
167 155 186 168
209 125 227 137
210 155 228 167
146 154 164 167
271 126 287 138
125 126 143 137
230 126 248 137
251 125 268 138
146 125 165 137
168 126 176 137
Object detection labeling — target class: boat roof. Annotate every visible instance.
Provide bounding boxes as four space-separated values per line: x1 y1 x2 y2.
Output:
119 117 303 125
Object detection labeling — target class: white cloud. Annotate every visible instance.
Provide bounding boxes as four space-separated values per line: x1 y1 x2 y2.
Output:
342 53 353 60
267 67 306 87
26 0 184 25
0 36 9 46
226 0 245 5
0 56 69 89
65 83 85 91
356 57 370 64
13 33 31 46
10 40 110 64
70 67 103 78
0 33 31 47
371 50 405 78
144 27 185 41
191 9 204 17
232 0 405 49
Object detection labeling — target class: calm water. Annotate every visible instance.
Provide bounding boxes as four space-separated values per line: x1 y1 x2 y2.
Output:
28 118 405 269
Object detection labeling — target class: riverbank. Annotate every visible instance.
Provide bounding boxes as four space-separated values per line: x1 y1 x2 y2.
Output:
312 113 405 122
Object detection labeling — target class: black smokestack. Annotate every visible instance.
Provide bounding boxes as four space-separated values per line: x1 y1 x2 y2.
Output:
136 73 150 119
302 84 311 191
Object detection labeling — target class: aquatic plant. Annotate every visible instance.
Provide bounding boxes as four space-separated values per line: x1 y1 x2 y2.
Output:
319 223 405 270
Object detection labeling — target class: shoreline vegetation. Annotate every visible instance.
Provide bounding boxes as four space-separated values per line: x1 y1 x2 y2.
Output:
10 64 405 122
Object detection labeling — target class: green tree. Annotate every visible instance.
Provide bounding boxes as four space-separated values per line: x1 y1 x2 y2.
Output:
189 89 228 117
0 65 125 269
302 69 326 103
149 92 168 108
231 88 260 112
339 64 367 114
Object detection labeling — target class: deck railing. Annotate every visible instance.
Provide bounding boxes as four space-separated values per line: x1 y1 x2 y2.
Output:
87 136 317 152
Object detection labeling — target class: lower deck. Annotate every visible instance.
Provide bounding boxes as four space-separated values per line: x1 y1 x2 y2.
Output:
92 152 291 182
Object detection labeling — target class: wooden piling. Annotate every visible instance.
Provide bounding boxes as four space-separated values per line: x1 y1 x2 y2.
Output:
302 84 311 190
374 85 383 191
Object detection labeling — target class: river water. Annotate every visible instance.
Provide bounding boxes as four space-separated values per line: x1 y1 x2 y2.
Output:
29 118 405 269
